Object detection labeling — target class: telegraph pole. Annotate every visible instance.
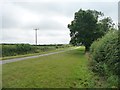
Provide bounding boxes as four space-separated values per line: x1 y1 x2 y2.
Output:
34 28 39 45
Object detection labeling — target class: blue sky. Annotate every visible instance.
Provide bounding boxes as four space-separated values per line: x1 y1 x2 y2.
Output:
1 0 119 44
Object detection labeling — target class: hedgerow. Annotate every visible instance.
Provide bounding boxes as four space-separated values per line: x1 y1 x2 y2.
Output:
2 44 37 57
2 44 72 57
90 30 119 87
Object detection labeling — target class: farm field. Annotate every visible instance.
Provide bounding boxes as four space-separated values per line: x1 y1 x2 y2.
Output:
2 46 107 88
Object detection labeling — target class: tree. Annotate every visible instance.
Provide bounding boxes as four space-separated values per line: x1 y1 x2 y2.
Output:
98 17 114 35
68 9 103 51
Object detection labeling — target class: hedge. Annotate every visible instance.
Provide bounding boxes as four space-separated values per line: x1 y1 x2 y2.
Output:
90 30 119 87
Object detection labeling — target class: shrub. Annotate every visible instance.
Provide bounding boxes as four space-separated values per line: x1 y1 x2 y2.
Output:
2 44 37 57
15 44 36 54
90 30 119 87
2 45 17 56
2 44 71 57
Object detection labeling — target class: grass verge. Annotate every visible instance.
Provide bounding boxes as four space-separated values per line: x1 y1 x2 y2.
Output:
3 46 107 88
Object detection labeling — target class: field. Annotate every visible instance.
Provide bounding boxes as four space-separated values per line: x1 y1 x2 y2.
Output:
2 47 107 88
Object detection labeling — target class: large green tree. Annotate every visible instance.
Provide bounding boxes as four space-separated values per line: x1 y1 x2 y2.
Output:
68 9 113 51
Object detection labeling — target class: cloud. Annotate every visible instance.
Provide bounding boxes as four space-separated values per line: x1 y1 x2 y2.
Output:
2 2 72 30
2 3 42 29
2 1 118 44
3 1 118 29
22 18 67 30
2 28 70 44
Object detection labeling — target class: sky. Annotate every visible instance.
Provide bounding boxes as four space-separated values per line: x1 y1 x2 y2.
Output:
1 0 119 45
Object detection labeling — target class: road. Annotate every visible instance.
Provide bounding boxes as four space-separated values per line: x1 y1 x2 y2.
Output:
0 48 78 64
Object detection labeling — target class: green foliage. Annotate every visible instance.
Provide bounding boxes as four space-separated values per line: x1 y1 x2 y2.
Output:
2 44 72 57
107 75 119 87
90 30 119 87
98 17 114 34
16 44 36 54
2 44 36 57
68 9 104 51
68 9 114 51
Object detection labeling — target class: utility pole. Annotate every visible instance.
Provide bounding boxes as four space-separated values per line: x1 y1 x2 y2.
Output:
34 28 39 45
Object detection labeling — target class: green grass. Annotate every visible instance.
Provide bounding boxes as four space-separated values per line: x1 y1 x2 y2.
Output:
2 46 107 88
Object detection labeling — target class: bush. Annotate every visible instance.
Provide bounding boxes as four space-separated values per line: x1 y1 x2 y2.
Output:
90 30 119 87
16 44 36 54
2 44 72 57
2 45 17 56
2 44 37 57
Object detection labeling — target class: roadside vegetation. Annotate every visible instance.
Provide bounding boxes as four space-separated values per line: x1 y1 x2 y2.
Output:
68 9 119 88
90 30 119 87
3 47 107 88
1 44 72 60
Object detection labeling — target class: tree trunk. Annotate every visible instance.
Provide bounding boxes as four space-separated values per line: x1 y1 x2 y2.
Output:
85 46 89 53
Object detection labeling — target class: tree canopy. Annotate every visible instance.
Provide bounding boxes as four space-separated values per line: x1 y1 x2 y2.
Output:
68 9 114 51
